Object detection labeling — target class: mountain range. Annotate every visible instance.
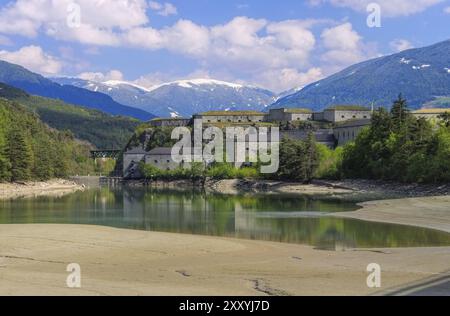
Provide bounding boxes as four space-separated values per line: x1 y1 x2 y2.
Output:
273 39 450 110
1 39 449 123
53 78 277 117
0 60 154 121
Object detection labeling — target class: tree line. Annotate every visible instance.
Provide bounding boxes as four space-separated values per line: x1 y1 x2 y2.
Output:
341 95 450 183
0 99 102 182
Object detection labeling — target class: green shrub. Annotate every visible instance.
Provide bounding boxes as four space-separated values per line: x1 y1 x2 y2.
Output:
316 144 343 179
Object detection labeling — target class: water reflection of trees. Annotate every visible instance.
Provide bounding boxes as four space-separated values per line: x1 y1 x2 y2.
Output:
1 187 450 249
120 188 450 249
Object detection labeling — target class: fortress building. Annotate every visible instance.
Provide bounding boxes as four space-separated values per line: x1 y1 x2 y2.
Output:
267 108 313 122
128 106 373 175
320 106 372 123
333 119 371 146
193 111 266 125
412 108 450 120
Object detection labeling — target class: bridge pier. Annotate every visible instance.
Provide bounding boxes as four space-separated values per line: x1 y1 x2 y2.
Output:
99 177 124 187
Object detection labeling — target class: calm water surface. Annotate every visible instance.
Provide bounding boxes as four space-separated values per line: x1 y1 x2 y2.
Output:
1 187 449 250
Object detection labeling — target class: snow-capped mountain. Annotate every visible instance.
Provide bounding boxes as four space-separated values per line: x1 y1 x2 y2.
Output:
273 39 450 111
53 78 277 118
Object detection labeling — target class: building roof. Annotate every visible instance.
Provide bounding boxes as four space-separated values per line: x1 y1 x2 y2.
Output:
147 147 174 155
334 119 371 129
286 109 312 114
150 117 190 121
271 108 312 114
326 105 371 112
198 111 265 116
413 108 450 114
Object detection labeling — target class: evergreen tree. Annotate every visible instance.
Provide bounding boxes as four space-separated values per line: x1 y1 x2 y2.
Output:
0 144 11 182
302 133 319 182
390 94 411 131
277 136 319 183
6 128 33 181
32 137 54 180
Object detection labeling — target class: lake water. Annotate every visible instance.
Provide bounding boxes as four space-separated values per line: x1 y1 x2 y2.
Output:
1 187 450 250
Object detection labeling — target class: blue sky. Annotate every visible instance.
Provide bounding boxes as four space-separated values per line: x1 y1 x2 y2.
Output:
0 0 449 92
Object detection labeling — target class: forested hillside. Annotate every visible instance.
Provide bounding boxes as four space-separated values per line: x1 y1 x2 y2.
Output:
0 99 96 181
0 83 139 149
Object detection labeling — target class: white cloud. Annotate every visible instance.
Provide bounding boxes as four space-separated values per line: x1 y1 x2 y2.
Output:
310 0 443 17
390 39 414 52
0 0 149 45
321 22 361 51
257 68 324 93
445 6 450 13
0 45 62 75
78 70 124 82
125 19 210 56
149 1 178 16
130 17 335 92
125 16 319 74
320 23 365 67
106 17 369 92
0 1 378 92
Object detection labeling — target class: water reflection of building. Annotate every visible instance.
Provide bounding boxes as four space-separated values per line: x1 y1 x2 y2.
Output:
122 188 235 234
120 189 359 250
234 203 273 240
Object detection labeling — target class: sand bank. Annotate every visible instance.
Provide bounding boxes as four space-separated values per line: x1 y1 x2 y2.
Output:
0 179 84 201
0 224 449 296
333 196 450 233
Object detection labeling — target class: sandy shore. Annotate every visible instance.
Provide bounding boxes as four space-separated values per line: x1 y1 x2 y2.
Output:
0 179 84 200
0 224 449 296
0 186 449 296
333 196 450 233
